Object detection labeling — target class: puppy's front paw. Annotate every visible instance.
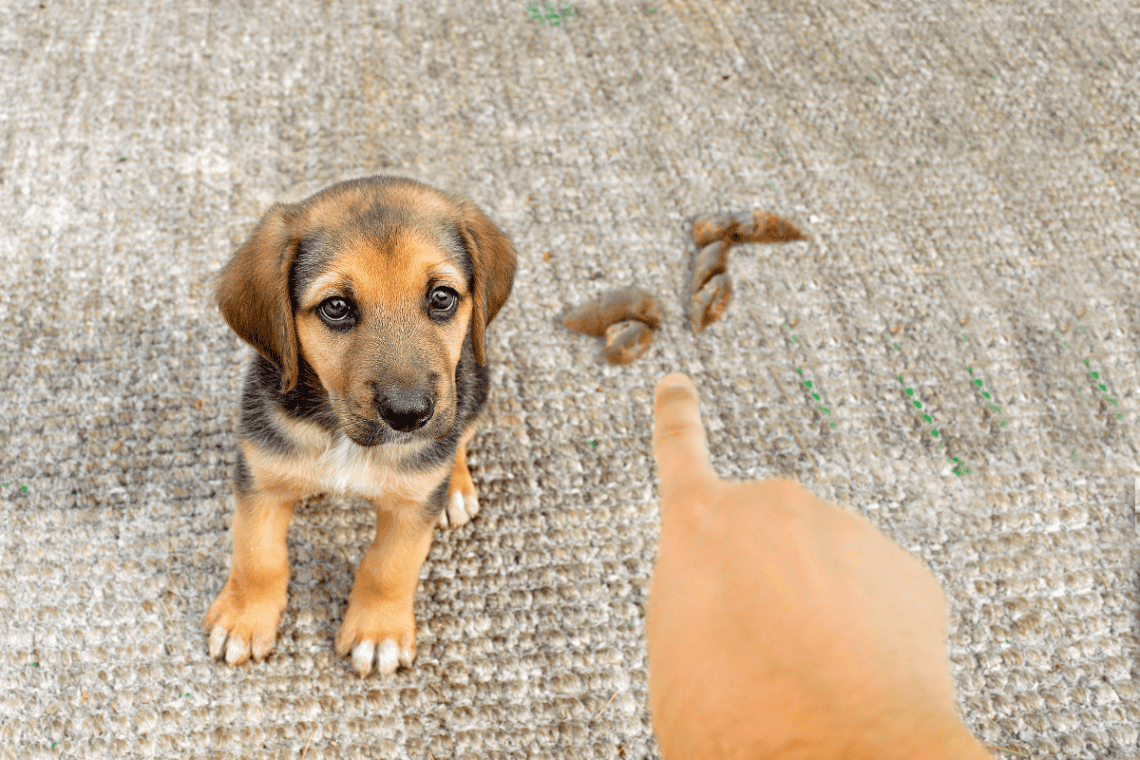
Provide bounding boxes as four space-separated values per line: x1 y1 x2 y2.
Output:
204 579 286 666
439 464 479 529
335 599 417 677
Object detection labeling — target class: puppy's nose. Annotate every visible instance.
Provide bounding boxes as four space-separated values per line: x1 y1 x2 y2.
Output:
376 386 435 432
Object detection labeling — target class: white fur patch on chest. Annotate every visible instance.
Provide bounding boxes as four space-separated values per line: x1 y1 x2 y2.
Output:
316 434 429 499
266 406 445 503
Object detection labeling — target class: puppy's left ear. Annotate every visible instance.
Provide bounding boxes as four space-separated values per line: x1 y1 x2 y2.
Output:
454 202 517 366
214 202 306 394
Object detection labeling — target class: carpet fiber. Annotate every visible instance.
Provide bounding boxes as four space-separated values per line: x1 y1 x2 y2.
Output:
1 1 1138 758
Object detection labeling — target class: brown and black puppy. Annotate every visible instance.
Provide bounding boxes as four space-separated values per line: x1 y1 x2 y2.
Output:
205 175 517 677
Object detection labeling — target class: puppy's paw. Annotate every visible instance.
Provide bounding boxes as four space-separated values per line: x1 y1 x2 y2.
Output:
439 463 479 529
204 579 286 666
335 599 417 677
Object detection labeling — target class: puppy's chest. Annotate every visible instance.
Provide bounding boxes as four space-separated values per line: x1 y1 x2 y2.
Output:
311 437 439 500
254 406 449 503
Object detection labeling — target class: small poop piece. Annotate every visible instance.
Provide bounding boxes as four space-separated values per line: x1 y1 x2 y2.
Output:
733 210 807 244
691 272 733 334
563 287 663 337
692 210 807 246
604 320 653 365
692 213 741 247
691 239 732 293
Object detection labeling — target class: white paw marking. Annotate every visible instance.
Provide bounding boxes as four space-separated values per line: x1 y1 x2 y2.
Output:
208 625 229 659
442 489 479 529
376 639 399 675
447 489 471 527
351 640 375 677
224 631 249 665
250 630 276 662
208 624 276 664
398 641 415 668
351 638 409 677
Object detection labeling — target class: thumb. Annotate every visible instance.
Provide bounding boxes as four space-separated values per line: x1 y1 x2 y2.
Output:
652 373 719 512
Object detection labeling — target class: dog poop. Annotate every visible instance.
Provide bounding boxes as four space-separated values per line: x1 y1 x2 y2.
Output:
692 210 807 247
687 209 806 335
691 239 732 294
604 319 653 365
734 210 807 244
691 272 733 335
562 287 662 337
563 287 663 365
692 213 742 248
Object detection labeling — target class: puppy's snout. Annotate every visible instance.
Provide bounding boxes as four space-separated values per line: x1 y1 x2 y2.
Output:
376 385 435 432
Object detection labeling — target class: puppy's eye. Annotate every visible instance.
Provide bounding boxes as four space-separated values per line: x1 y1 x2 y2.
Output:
319 297 353 324
429 288 459 314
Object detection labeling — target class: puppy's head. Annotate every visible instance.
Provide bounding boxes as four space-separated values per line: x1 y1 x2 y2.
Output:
214 176 517 445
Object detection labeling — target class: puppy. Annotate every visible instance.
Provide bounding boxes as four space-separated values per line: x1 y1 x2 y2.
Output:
205 175 517 677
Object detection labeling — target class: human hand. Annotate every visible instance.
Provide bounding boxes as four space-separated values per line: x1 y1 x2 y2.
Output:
646 372 989 760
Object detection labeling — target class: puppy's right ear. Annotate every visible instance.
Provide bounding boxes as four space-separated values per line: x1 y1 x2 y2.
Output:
214 202 305 394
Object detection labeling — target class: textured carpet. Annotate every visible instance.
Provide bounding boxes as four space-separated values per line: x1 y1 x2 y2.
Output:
1 0 1139 758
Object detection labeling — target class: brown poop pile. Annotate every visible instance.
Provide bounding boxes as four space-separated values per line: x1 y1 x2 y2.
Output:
689 210 806 334
692 209 806 247
562 288 662 365
562 210 806 364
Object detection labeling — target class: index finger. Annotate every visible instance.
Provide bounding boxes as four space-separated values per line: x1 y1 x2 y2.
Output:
652 373 719 512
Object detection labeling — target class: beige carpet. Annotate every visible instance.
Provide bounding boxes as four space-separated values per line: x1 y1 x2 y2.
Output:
1 0 1138 758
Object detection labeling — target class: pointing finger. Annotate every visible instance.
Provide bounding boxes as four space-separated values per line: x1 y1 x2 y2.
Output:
652 373 719 513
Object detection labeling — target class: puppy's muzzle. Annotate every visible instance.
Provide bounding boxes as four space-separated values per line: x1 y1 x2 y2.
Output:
375 384 436 433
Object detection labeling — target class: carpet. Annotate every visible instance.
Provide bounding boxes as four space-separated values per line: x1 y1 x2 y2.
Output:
0 0 1138 758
